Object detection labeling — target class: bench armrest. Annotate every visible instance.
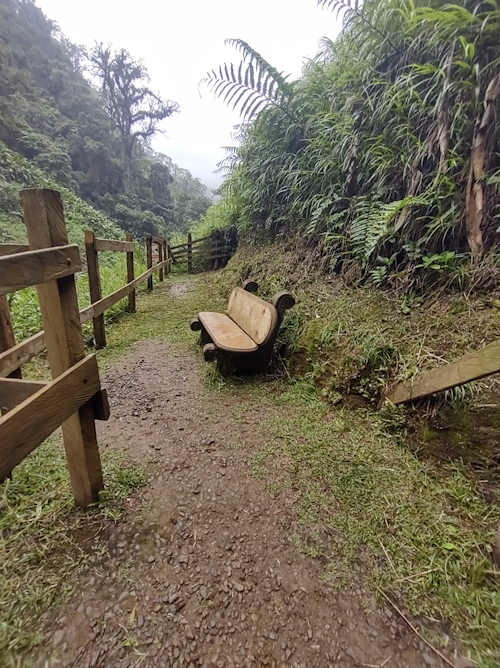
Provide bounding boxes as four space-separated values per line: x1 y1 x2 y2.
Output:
190 316 202 331
242 279 258 293
272 291 295 320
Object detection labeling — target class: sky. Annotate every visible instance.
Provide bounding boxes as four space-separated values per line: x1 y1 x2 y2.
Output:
36 0 341 190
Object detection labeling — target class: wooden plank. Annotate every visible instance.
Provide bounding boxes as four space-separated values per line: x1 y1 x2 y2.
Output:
85 230 106 348
22 188 103 507
0 354 99 481
0 377 46 413
0 244 30 257
386 340 500 404
187 233 192 274
146 235 153 291
0 330 45 377
0 295 21 378
158 239 164 282
146 234 153 290
163 239 169 277
126 234 135 313
198 312 258 352
152 235 164 246
80 260 169 322
0 245 81 295
94 238 135 253
170 243 187 253
175 250 231 263
170 236 209 252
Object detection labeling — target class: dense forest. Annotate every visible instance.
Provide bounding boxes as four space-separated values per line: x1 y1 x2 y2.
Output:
0 0 211 240
200 0 499 290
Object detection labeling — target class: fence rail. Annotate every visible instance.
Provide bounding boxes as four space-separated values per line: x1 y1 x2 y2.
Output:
171 229 236 273
85 230 169 348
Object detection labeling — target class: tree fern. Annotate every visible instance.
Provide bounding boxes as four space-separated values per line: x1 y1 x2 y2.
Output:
203 39 294 121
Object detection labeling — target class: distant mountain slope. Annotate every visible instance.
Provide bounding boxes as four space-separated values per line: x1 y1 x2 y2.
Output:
0 140 123 245
0 0 210 238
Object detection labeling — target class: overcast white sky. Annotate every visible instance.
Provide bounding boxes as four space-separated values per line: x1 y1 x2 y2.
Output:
37 0 340 189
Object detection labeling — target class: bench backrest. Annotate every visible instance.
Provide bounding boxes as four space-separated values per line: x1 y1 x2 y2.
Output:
227 287 278 345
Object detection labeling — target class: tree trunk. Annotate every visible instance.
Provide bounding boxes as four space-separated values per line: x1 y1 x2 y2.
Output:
465 73 500 258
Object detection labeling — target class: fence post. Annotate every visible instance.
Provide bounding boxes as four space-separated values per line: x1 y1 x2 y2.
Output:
212 232 218 270
126 234 136 313
22 188 103 507
158 239 164 282
163 239 170 276
146 234 153 291
187 233 192 274
0 296 21 378
84 230 106 349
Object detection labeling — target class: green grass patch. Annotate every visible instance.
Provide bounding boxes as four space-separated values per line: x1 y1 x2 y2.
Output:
249 381 500 666
0 438 146 660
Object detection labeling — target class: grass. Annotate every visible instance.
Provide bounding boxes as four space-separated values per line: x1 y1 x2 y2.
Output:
1 257 499 666
0 439 146 659
252 382 500 666
221 240 500 403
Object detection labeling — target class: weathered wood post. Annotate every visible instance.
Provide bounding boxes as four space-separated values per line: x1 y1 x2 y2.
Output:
212 231 219 270
0 296 21 378
146 234 153 291
125 234 135 313
84 230 106 349
164 240 169 276
22 188 104 507
187 233 192 274
158 239 164 282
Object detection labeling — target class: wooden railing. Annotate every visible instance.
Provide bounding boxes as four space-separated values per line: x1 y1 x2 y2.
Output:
0 189 110 507
0 189 173 506
170 230 235 273
0 230 170 377
84 231 169 348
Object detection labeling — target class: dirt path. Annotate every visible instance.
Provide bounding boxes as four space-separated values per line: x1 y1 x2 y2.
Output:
35 281 445 667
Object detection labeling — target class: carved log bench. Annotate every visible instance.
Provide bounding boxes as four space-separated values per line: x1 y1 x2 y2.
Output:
190 280 295 373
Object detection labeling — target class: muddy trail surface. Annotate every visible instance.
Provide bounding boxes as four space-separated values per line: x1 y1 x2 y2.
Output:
34 280 445 668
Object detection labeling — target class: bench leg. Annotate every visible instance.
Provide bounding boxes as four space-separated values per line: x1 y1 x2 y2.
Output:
203 343 217 362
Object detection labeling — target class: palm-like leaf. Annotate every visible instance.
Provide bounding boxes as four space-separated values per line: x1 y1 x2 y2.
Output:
317 0 396 49
203 39 294 121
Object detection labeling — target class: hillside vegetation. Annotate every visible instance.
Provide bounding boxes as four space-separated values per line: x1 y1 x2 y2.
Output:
0 0 211 238
0 141 147 341
202 0 499 289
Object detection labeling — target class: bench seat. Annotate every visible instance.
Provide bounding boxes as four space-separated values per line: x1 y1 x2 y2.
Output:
198 312 258 352
190 281 295 374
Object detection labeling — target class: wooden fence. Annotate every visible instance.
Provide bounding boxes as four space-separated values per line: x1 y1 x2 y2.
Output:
170 228 237 273
0 188 171 506
85 231 169 348
0 189 109 506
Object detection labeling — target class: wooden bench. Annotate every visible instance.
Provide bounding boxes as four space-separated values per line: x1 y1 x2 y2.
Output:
190 280 295 373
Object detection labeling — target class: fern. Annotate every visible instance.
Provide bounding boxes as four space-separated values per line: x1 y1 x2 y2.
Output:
203 39 294 121
317 0 396 49
351 196 428 262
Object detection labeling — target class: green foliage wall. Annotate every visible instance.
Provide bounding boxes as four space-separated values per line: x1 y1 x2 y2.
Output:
207 0 500 288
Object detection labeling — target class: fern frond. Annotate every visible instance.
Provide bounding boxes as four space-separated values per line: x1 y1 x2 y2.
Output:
203 39 294 121
350 196 428 262
317 0 396 49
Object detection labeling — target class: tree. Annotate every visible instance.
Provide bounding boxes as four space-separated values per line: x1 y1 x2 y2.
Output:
90 44 179 191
